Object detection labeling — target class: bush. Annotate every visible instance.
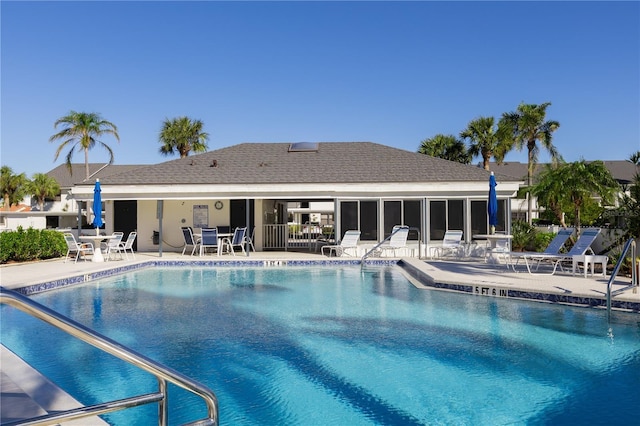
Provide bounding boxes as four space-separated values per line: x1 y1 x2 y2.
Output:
511 221 536 251
0 227 66 264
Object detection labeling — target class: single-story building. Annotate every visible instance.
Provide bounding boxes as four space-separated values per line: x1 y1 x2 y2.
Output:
66 142 522 256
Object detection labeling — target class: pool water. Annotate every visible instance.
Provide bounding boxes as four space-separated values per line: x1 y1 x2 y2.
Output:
2 266 639 425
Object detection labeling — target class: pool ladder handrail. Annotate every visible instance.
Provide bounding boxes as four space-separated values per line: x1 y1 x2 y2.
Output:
361 225 410 264
606 238 637 321
0 287 219 426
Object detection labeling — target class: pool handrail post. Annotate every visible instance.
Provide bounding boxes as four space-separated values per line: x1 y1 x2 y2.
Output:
0 287 219 426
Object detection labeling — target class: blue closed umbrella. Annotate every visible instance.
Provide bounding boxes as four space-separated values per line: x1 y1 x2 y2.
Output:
91 179 103 232
488 172 498 234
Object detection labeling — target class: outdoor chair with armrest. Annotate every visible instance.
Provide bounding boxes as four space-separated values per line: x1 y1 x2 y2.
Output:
516 228 601 275
321 230 361 257
114 231 137 260
508 228 574 271
222 227 247 256
431 230 464 259
104 232 124 261
181 227 200 256
199 228 219 256
63 232 94 263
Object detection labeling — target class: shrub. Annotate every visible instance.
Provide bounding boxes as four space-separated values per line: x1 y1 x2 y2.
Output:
511 221 536 251
0 227 66 264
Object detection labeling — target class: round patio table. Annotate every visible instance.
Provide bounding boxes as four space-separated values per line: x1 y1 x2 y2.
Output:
79 235 116 262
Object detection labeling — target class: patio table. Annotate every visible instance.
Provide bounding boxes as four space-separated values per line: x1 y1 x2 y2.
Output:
79 235 117 262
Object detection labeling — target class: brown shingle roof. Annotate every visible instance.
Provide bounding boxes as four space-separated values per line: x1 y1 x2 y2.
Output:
46 164 147 187
97 142 518 185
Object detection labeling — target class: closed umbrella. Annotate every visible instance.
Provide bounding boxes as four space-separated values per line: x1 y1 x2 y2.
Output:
91 179 103 235
488 172 498 234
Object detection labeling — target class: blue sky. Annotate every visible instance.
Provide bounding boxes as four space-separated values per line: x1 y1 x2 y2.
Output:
2 1 639 178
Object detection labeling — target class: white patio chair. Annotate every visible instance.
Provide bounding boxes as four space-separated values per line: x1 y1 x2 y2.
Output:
63 232 94 263
321 230 361 257
114 231 137 260
103 232 124 261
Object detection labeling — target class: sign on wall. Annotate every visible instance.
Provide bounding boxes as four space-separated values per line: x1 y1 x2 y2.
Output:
193 205 209 228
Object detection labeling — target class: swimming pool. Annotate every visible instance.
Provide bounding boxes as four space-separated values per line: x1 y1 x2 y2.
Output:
2 265 639 425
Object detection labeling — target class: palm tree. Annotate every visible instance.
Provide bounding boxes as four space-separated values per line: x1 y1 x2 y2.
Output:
418 134 471 164
0 166 28 211
628 150 640 166
159 117 209 158
500 102 561 224
529 164 569 228
26 173 60 211
459 116 511 170
49 111 120 180
548 161 618 233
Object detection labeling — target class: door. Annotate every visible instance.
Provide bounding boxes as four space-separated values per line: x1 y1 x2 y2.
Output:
114 200 138 250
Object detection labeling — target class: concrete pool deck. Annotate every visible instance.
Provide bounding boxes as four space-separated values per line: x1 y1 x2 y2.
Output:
1 251 639 424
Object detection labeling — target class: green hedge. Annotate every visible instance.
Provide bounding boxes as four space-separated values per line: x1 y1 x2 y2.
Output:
0 227 67 264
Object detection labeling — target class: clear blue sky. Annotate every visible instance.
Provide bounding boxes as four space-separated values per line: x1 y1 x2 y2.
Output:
2 1 639 178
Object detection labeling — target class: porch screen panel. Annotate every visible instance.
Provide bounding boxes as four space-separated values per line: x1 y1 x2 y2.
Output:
404 200 421 241
360 201 378 241
448 199 464 237
496 199 507 233
384 201 401 239
471 200 488 236
340 202 358 237
429 201 446 240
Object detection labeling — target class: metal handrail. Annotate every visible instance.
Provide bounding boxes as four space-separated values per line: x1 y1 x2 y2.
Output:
361 226 409 264
0 287 219 426
606 238 637 322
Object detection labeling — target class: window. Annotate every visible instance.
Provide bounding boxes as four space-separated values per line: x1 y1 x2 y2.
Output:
360 201 378 241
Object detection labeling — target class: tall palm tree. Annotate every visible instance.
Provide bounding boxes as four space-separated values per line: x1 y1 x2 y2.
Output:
26 173 60 211
49 111 120 180
159 117 209 158
0 166 28 211
628 150 640 166
418 134 471 164
460 116 511 170
500 102 561 224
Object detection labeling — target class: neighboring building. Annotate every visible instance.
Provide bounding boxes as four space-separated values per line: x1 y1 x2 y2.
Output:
66 142 523 254
487 160 639 223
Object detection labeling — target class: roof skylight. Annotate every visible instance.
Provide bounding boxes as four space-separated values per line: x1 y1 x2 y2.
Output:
288 142 319 152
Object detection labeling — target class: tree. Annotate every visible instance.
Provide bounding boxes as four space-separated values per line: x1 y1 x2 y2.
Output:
460 116 511 170
533 161 618 233
628 150 640 166
0 166 28 210
49 111 120 180
500 102 561 224
418 134 471 164
529 164 569 228
26 173 60 211
159 117 209 158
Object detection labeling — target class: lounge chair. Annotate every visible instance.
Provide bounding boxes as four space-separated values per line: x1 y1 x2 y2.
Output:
114 231 137 260
378 226 410 257
199 228 219 256
181 227 199 256
103 232 124 261
431 230 464 259
516 228 601 274
508 228 574 271
321 230 361 257
222 227 247 255
63 232 94 263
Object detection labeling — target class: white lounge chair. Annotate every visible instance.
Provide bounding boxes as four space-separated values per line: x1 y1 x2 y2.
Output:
509 228 574 271
63 232 94 263
322 230 361 257
517 228 601 274
378 226 410 257
432 230 464 259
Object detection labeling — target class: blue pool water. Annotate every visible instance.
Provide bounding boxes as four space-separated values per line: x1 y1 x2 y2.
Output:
2 266 640 425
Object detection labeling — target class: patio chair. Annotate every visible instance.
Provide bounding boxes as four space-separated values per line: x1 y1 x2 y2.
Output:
63 232 94 263
114 231 137 260
321 230 361 257
222 227 247 256
378 226 410 257
103 232 124 261
243 226 256 252
509 228 574 271
432 230 463 259
517 228 601 274
181 227 199 256
199 228 219 256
